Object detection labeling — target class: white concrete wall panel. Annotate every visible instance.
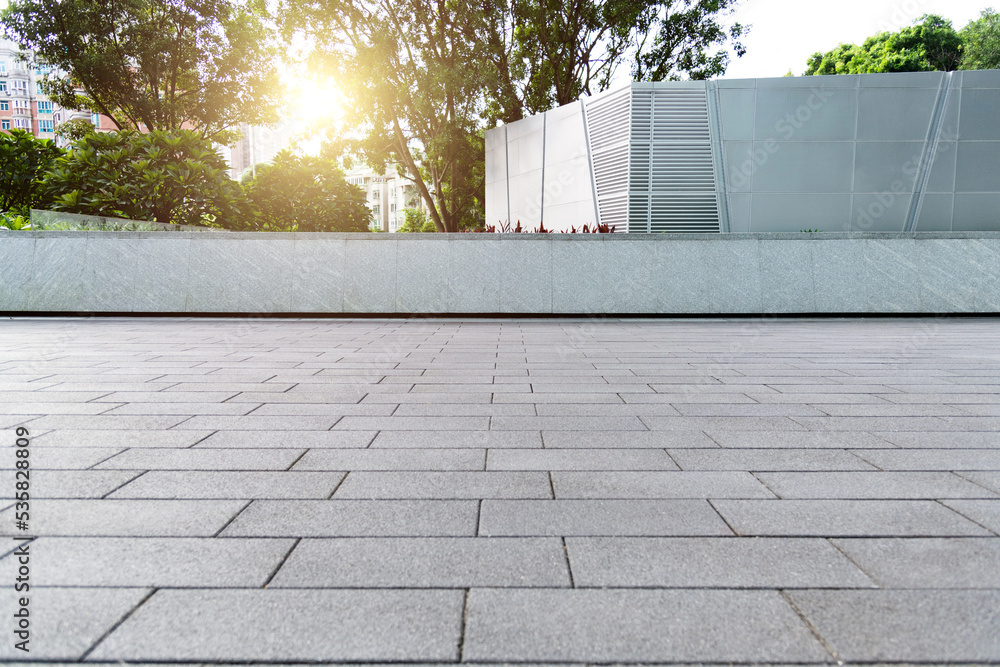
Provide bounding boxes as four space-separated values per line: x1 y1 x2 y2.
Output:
485 70 1000 233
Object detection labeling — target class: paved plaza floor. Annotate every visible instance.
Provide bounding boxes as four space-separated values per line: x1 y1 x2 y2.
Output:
0 316 998 664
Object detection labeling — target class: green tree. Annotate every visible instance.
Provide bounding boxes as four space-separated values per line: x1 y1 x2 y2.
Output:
0 129 64 214
283 0 488 233
1 0 281 141
960 8 1000 70
241 151 371 232
397 208 437 233
481 0 747 124
41 129 244 226
806 15 963 75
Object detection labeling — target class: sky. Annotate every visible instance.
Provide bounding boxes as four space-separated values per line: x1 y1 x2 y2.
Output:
724 0 994 78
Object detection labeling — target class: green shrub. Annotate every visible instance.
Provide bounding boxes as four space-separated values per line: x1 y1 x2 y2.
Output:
398 208 436 233
41 129 243 227
0 129 64 214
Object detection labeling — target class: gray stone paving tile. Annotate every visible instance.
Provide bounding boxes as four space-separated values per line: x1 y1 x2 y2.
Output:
487 449 678 471
43 382 177 392
96 448 305 470
644 416 808 431
101 402 260 415
291 449 485 472
786 590 1000 661
0 537 294 587
874 431 1000 448
0 587 150 660
854 448 1000 470
270 537 571 588
567 537 874 588
109 471 346 499
163 382 297 392
392 404 537 416
33 430 214 448
542 430 717 448
831 537 1000 588
494 393 627 404
360 392 493 404
334 416 490 430
247 403 399 416
534 404 685 416
479 499 733 536
25 415 190 430
712 499 993 537
195 430 376 448
222 499 478 536
492 416 648 431
0 402 120 415
756 472 997 499
0 499 246 536
226 390 371 403
463 589 829 662
811 403 975 417
335 471 551 499
90 391 239 403
941 499 1000 533
90 589 464 661
706 430 893 448
0 446 123 470
0 470 138 498
793 416 962 431
371 431 542 448
172 415 341 430
745 391 893 403
670 448 877 471
552 471 775 499
0 390 114 403
673 403 828 417
622 392 759 403
958 471 1000 494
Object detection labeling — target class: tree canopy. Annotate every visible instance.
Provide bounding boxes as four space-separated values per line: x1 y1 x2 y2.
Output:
960 8 1000 70
1 0 282 140
804 9 1000 76
240 151 371 232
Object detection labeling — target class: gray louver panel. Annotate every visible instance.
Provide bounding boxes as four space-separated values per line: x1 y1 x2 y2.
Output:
585 87 631 230
628 88 720 233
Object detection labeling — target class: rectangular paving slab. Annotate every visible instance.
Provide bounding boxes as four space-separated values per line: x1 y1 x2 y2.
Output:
333 471 552 499
462 588 830 662
108 471 347 499
269 537 571 588
0 499 247 536
831 537 1000 588
90 589 464 662
551 471 775 499
786 589 1000 662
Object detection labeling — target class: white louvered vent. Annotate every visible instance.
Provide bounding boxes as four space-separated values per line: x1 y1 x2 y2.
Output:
628 88 720 233
585 87 631 230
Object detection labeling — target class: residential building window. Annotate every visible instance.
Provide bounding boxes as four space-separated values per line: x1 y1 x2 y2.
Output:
13 118 30 129
0 82 7 93
13 99 29 113
0 101 7 111
1 120 9 130
0 61 6 74
12 80 27 93
373 205 380 216
39 119 53 132
38 101 53 114
35 82 43 94
91 113 100 126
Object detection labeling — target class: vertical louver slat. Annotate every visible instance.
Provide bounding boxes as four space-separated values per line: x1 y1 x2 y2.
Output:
585 87 632 231
629 88 720 234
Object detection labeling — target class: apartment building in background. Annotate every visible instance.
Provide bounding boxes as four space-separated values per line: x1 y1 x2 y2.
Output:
344 165 432 232
0 39 117 143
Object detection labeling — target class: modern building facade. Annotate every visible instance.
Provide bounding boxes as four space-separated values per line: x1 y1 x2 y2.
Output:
485 69 1000 233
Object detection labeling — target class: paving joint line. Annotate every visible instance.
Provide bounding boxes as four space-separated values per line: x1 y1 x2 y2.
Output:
262 537 302 588
456 588 470 662
86 448 130 470
327 472 349 499
100 470 148 499
778 589 840 661
705 498 740 536
213 500 254 537
825 538 883 588
286 449 310 471
934 498 1000 536
79 587 158 661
